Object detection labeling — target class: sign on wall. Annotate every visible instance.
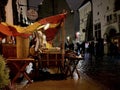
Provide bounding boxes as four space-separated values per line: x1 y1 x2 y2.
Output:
27 8 38 21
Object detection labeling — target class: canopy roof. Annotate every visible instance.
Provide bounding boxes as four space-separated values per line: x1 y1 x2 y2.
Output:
0 13 67 41
38 13 67 41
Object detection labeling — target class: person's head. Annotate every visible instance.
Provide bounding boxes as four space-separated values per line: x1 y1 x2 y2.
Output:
75 32 80 39
66 36 70 41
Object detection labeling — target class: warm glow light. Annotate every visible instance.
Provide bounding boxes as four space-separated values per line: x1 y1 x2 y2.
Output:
66 36 70 40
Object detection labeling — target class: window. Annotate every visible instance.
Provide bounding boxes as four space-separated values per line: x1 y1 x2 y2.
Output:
107 6 109 10
106 15 112 22
107 16 109 22
119 15 120 23
109 15 112 20
94 23 101 39
97 12 99 15
106 14 117 24
113 13 117 22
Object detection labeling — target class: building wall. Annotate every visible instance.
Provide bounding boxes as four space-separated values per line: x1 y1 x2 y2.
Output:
92 0 119 39
79 1 91 41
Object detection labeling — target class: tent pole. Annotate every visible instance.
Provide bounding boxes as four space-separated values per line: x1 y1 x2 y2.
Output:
61 19 65 67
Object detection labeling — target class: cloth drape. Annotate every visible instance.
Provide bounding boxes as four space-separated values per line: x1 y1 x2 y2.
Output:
0 13 67 40
38 13 67 41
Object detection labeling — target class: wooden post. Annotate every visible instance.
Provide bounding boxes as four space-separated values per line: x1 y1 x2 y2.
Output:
16 36 29 58
61 19 65 66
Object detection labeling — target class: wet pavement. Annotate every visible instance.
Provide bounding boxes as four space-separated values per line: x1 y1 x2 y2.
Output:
82 55 120 90
12 55 120 90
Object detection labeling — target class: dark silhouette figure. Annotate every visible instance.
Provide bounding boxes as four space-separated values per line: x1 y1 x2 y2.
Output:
89 41 95 59
109 41 120 59
91 38 104 71
95 38 104 60
65 36 74 51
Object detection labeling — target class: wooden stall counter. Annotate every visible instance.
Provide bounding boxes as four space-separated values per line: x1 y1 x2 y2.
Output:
2 44 17 58
65 51 84 78
6 57 34 84
39 47 64 73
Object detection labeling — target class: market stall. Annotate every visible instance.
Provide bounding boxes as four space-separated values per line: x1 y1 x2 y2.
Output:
0 12 66 57
0 13 67 77
30 13 67 73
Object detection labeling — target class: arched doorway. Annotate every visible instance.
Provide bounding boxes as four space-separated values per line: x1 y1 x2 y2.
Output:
104 26 120 49
104 26 117 41
108 28 117 38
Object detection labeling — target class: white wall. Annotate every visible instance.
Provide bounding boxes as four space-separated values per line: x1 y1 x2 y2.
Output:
79 1 91 41
92 0 116 38
5 0 13 24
